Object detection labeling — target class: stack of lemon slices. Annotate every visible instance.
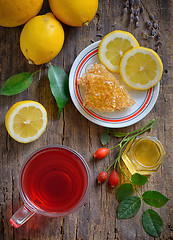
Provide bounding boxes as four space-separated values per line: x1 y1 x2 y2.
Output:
98 30 163 90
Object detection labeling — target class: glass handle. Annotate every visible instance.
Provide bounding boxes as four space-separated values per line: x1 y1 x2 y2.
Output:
10 205 35 228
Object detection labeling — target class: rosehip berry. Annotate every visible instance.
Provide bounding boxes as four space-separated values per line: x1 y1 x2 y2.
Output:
97 171 108 183
94 148 109 159
109 170 119 187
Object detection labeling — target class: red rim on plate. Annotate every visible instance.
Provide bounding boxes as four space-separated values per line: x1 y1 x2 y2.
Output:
69 41 159 128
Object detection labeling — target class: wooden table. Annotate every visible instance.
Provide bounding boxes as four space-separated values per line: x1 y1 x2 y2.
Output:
0 0 172 239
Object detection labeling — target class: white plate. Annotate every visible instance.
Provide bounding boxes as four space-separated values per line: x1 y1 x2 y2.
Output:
69 41 160 128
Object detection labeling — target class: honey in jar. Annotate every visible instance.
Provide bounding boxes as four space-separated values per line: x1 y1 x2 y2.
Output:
122 136 166 175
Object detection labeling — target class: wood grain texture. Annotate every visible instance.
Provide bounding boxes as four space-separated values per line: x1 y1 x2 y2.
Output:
0 0 173 239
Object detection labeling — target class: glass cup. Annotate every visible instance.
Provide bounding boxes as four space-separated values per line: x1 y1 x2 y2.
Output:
10 145 90 228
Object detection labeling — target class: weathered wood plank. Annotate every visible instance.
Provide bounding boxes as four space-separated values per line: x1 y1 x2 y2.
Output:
0 0 172 239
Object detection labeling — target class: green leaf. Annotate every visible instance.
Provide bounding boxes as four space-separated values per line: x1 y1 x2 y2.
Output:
131 173 147 186
113 132 127 137
117 183 134 203
118 196 141 219
142 191 169 208
142 209 163 237
48 65 69 118
0 72 33 96
101 133 110 145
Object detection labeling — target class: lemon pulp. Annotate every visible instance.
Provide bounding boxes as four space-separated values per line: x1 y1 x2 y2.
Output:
98 30 139 72
120 47 163 90
13 107 44 138
125 53 158 85
105 38 133 66
5 101 47 143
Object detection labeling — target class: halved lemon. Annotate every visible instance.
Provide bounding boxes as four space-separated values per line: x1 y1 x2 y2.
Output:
98 30 139 73
120 47 163 90
5 101 47 143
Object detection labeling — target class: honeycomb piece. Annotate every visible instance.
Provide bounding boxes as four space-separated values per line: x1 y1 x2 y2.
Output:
84 74 117 111
114 85 136 110
77 63 135 112
77 63 119 86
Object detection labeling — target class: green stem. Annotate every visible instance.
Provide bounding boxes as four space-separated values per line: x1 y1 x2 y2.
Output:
106 156 119 171
114 118 158 171
128 118 157 135
109 119 157 151
32 69 41 76
106 119 157 174
109 143 120 150
113 157 119 169
106 160 116 171
122 118 157 141
125 119 157 143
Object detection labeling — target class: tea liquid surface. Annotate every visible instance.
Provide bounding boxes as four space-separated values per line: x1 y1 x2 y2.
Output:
21 147 88 213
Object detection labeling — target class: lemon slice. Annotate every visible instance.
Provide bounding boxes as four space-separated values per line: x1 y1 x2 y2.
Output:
98 30 139 73
120 47 163 90
5 101 47 143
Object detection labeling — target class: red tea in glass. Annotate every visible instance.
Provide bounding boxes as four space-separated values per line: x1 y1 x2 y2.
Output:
10 145 90 228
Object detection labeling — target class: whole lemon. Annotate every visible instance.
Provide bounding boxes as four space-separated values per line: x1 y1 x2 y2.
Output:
20 13 65 65
0 0 43 27
48 0 98 27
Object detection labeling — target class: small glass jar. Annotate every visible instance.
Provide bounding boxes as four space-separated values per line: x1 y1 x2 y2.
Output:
122 136 166 175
